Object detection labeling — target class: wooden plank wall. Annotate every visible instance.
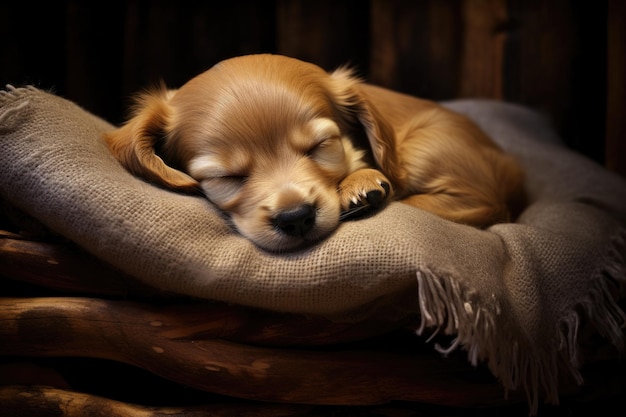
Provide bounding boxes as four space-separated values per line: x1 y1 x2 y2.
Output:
607 0 626 175
1 0 622 177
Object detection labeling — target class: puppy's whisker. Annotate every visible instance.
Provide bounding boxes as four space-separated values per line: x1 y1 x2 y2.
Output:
339 205 372 221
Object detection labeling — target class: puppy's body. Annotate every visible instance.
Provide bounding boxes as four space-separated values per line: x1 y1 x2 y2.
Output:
105 54 525 252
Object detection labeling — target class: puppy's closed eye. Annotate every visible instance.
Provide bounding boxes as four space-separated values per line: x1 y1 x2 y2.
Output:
188 156 247 207
304 119 346 168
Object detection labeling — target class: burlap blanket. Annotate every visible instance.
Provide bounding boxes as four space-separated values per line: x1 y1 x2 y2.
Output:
1 85 625 414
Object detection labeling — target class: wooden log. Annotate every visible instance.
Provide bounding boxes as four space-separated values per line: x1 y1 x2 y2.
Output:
0 385 509 417
0 385 319 417
0 291 417 348
0 297 516 407
0 230 150 297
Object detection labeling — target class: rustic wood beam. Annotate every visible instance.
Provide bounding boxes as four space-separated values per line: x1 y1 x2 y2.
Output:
0 297 515 407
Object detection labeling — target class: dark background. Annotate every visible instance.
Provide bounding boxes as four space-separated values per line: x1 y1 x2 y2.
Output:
2 0 624 177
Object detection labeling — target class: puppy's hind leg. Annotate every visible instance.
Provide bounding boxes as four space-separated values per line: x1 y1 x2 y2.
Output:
400 192 511 228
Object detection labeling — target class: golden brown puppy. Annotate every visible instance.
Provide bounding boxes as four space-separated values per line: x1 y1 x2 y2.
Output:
104 54 525 252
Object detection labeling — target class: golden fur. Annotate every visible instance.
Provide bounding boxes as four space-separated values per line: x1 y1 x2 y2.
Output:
104 54 525 252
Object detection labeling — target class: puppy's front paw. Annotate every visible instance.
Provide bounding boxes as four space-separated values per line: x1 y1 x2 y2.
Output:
339 169 392 220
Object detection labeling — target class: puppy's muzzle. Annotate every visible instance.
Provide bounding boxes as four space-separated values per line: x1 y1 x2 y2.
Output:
272 204 316 236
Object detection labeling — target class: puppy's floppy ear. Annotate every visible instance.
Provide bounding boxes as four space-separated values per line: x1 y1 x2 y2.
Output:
327 67 405 186
103 86 199 192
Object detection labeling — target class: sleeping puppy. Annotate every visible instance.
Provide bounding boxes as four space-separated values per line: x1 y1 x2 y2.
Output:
104 54 525 252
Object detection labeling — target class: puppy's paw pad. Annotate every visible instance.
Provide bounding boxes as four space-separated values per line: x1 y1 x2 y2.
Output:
339 171 392 220
366 181 390 206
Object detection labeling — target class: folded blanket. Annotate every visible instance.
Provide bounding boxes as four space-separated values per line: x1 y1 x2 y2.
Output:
1 85 625 414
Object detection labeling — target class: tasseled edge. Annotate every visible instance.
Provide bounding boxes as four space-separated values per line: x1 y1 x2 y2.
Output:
0 85 35 122
415 228 626 416
0 84 37 99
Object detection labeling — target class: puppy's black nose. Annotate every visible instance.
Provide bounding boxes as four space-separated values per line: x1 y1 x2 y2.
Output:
273 204 316 236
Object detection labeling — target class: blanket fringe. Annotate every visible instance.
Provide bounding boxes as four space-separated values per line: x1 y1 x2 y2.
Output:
0 85 37 123
0 84 36 99
415 229 626 416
